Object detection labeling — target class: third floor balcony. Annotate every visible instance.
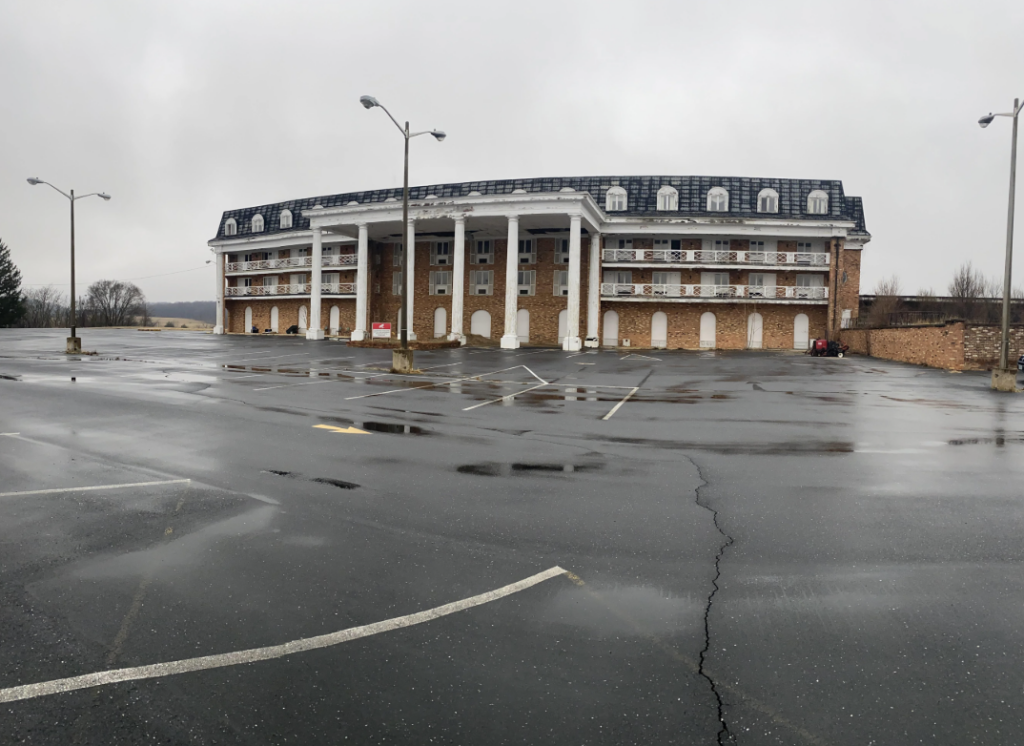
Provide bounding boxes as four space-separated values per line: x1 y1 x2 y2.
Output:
602 247 829 268
225 254 358 273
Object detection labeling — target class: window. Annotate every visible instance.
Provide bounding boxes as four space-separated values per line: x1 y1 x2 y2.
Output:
604 270 633 295
263 276 278 287
652 271 681 296
747 273 776 298
279 210 293 229
553 270 569 296
518 239 534 264
392 244 403 267
472 240 492 264
657 186 678 211
555 239 570 264
429 271 452 295
321 272 338 287
796 273 825 298
748 240 766 263
757 189 779 213
431 241 451 266
707 187 729 212
470 270 493 295
606 186 627 211
807 190 829 215
224 218 237 236
243 277 254 287
392 272 403 295
653 239 681 252
251 214 264 233
517 270 536 296
702 271 732 297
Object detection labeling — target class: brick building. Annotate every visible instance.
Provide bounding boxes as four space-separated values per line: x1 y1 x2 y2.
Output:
208 176 869 350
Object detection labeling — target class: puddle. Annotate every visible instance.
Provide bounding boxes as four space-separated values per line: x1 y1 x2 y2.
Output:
587 435 854 455
310 477 359 490
457 461 604 477
361 421 428 435
261 470 361 489
544 583 700 637
948 435 1024 446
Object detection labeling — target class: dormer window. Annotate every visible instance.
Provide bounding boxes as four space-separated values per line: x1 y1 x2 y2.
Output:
251 214 265 233
807 190 829 215
224 218 237 236
606 186 627 211
707 187 729 212
657 186 678 211
757 189 779 213
279 209 293 229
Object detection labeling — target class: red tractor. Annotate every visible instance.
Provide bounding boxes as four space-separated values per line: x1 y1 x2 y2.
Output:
808 338 849 358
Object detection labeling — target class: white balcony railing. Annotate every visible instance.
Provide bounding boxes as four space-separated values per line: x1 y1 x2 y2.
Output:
600 283 828 300
225 254 358 273
602 248 829 267
225 282 356 297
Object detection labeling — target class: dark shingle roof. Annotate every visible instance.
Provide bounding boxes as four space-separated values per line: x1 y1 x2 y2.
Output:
214 175 869 240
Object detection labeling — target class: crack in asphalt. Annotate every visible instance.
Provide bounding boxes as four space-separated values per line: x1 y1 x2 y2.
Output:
688 455 736 745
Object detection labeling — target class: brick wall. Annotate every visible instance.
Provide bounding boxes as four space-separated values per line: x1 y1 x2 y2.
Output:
964 325 1024 369
226 298 355 334
841 323 966 370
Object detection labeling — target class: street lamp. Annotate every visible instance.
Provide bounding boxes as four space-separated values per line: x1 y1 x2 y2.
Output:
360 95 445 371
26 178 111 354
978 98 1023 391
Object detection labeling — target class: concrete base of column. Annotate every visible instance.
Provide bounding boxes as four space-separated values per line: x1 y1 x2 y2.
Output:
305 329 325 341
448 333 467 346
350 329 366 342
392 349 415 373
500 334 520 350
213 326 225 335
66 337 82 354
991 367 1019 392
562 336 582 352
584 337 599 348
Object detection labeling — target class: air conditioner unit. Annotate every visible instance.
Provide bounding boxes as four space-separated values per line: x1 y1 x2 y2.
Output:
622 339 630 346
477 288 487 295
560 288 568 296
435 287 447 295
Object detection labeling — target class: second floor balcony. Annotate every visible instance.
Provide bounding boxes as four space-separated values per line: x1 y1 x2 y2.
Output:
225 254 358 273
600 283 828 302
225 282 356 297
602 248 829 268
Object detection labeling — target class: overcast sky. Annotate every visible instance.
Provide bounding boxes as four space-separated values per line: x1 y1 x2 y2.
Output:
2 0 1023 302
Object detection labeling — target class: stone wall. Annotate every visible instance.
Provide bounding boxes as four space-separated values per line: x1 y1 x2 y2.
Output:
964 325 1024 369
841 322 1024 371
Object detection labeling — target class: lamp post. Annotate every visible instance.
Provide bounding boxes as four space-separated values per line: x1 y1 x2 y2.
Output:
978 98 1022 391
26 178 111 354
359 95 445 372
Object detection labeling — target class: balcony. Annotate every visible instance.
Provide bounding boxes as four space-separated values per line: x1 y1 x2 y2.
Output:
225 282 356 297
225 254 358 273
600 283 828 302
601 248 829 268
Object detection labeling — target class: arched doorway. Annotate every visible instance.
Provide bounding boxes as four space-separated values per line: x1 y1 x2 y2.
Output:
434 307 447 338
603 310 619 347
329 306 340 334
298 306 308 332
651 311 668 348
794 313 809 350
470 310 491 338
747 312 763 349
244 307 253 332
700 312 716 348
558 309 568 345
517 308 530 344
270 306 279 333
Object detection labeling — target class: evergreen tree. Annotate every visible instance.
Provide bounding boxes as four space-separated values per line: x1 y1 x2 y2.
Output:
0 239 27 327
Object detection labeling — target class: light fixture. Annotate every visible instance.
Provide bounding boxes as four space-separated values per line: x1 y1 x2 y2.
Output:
360 95 379 109
978 113 995 128
431 130 446 142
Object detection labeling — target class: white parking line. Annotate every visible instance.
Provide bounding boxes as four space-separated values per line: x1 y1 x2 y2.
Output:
0 565 568 704
462 382 551 411
253 380 327 391
601 387 640 420
0 479 191 499
344 365 530 401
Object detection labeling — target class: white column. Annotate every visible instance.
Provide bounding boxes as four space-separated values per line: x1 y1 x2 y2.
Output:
500 215 520 349
351 224 369 341
306 227 325 339
405 218 417 340
449 216 466 344
563 215 582 351
585 233 601 347
214 251 225 334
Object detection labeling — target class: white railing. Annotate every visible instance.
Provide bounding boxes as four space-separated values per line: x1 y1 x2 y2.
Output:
225 254 358 272
602 248 829 267
600 283 828 300
225 282 356 297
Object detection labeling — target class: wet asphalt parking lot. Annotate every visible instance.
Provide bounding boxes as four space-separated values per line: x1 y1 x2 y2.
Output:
0 328 1023 745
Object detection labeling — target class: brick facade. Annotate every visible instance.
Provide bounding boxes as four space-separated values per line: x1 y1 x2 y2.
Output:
226 298 355 335
841 322 1024 371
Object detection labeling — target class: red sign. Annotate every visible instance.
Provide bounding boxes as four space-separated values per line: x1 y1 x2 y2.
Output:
371 322 392 339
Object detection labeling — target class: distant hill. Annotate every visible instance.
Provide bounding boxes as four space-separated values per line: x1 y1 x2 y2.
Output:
148 301 216 324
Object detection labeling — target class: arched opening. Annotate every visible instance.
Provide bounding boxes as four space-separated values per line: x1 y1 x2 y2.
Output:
270 306 279 333
434 307 447 338
557 309 568 345
603 310 619 347
700 312 716 348
516 308 530 344
299 306 308 332
794 313 810 350
651 311 668 348
244 307 253 332
747 312 763 349
470 309 491 338
329 306 340 334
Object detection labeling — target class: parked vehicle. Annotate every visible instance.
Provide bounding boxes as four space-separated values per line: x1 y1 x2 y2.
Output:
808 338 849 358
1017 354 1024 372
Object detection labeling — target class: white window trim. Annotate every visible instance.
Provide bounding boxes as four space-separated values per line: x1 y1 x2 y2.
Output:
431 241 452 267
807 190 829 215
251 214 264 233
469 269 493 295
757 189 779 214
392 271 403 296
517 270 536 296
553 270 569 296
224 218 237 236
279 210 293 229
606 186 627 212
472 240 493 265
518 239 535 265
429 270 452 295
657 186 678 211
707 187 729 212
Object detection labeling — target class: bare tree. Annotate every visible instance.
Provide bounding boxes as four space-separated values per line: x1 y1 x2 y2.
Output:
947 262 986 320
21 286 68 327
84 280 147 327
867 275 902 326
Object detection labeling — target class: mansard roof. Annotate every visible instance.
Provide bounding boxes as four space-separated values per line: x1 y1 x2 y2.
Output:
213 175 869 240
